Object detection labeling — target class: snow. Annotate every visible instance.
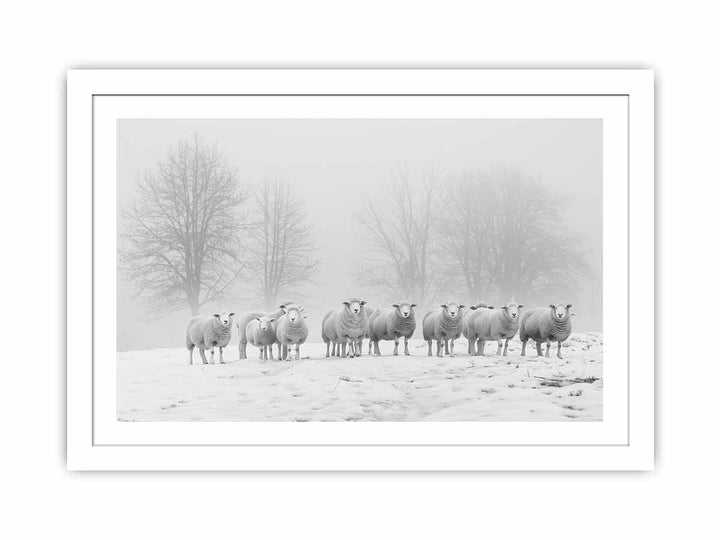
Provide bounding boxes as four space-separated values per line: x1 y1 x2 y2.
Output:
117 332 603 421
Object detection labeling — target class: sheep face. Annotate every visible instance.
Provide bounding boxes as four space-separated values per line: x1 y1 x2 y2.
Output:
549 303 572 320
393 302 417 319
441 302 464 319
343 298 366 315
255 316 275 332
502 303 523 320
214 312 235 327
285 307 302 323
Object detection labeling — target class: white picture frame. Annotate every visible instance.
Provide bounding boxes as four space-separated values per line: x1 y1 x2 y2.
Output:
67 69 654 471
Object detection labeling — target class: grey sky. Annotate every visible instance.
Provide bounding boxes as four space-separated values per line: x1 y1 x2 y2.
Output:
117 118 602 351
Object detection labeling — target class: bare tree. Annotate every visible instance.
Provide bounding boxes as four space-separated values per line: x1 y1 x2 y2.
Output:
439 170 589 303
357 173 440 306
246 179 319 311
120 133 247 315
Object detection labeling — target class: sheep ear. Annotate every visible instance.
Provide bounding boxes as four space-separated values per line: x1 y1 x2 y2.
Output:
360 300 366 305
501 304 508 310
566 304 573 309
459 304 465 309
229 312 235 317
411 303 417 307
392 303 399 308
440 304 448 308
278 304 286 309
549 304 556 309
214 313 220 318
269 318 275 323
518 304 524 308
255 317 261 322
488 305 495 309
470 305 477 310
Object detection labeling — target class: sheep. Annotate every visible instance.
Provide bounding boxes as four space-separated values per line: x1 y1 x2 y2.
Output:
422 301 465 357
236 302 301 359
244 316 277 361
185 311 235 365
519 302 573 359
474 302 524 356
321 298 368 358
274 304 309 361
461 302 494 355
367 302 417 356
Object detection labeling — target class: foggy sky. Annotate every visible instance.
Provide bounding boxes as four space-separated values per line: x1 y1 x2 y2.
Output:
117 118 602 351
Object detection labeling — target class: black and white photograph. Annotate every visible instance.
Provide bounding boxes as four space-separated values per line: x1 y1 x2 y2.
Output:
117 117 603 422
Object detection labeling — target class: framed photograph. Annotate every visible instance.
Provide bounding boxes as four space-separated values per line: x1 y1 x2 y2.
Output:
67 69 654 470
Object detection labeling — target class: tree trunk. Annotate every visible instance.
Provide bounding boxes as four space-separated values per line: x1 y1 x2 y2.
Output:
188 292 200 316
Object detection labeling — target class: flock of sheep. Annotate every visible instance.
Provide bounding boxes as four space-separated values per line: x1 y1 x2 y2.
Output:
185 298 574 365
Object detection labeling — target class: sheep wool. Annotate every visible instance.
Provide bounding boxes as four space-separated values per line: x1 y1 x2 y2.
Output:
519 303 573 359
186 311 235 365
236 303 298 359
422 301 465 357
367 302 417 356
275 306 309 361
321 298 369 358
245 316 278 360
475 302 523 356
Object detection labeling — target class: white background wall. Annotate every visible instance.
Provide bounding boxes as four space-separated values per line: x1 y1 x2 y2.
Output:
0 1 712 538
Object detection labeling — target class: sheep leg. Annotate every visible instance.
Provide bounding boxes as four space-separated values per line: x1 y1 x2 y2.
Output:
219 347 225 364
393 338 399 356
426 339 432 356
357 339 363 356
557 341 563 360
268 346 274 360
199 348 209 364
239 341 247 360
281 344 288 361
545 341 551 358
478 340 486 356
468 338 474 355
450 339 456 356
438 340 445 358
521 339 527 356
503 338 510 356
535 341 543 357
341 342 347 358
496 339 503 356
404 336 411 356
188 347 194 366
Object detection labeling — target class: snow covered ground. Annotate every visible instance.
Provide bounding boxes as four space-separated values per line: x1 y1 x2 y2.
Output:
117 332 602 422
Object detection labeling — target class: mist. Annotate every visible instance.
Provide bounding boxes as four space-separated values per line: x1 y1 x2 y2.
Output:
117 118 602 351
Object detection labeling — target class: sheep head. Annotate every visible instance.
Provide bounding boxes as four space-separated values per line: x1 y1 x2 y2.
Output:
501 302 523 320
392 302 417 319
214 312 235 327
343 298 366 315
255 316 275 332
285 306 303 323
440 301 464 319
549 302 572 320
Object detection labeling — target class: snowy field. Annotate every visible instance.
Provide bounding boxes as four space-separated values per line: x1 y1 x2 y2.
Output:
117 332 602 422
